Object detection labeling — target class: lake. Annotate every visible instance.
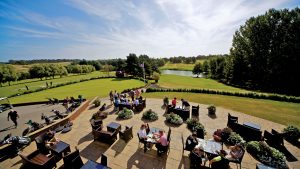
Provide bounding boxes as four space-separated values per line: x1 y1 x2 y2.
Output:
161 69 203 77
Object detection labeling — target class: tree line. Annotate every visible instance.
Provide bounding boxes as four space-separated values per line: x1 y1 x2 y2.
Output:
193 8 300 96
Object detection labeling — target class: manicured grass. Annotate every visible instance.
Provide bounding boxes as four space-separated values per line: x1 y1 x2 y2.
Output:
142 92 300 128
158 74 249 93
160 60 205 71
0 71 113 98
9 78 145 104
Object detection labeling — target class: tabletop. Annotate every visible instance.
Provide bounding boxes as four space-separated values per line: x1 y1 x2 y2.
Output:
107 122 121 131
49 141 70 154
81 160 111 169
243 122 261 131
196 139 222 155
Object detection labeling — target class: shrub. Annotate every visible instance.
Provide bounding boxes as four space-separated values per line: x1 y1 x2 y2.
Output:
186 118 205 132
118 108 133 119
246 141 287 169
93 98 101 107
227 132 245 146
166 113 183 125
207 105 216 115
142 109 158 121
282 125 300 141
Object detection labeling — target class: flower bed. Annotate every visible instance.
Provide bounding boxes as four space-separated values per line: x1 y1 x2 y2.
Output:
117 108 134 119
166 113 183 125
227 132 245 146
186 118 205 132
283 125 300 143
142 109 158 121
246 141 288 169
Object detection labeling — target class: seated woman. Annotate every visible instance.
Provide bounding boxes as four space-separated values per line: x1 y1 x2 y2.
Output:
225 144 244 160
185 132 198 151
190 147 206 169
155 130 169 155
43 130 59 148
213 129 223 142
138 124 150 152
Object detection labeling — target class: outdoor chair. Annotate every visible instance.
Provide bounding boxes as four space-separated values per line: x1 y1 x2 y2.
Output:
119 126 133 142
192 105 199 116
181 133 189 152
211 156 229 169
196 128 204 139
137 133 144 147
264 130 284 148
135 103 144 112
227 113 238 128
101 154 108 166
271 129 284 146
19 150 57 169
63 146 84 169
228 147 245 169
166 105 174 114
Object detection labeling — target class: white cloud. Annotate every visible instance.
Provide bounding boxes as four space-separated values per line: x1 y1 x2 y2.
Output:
1 0 295 60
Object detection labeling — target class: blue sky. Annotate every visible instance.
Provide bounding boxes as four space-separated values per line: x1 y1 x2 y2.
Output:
0 0 299 61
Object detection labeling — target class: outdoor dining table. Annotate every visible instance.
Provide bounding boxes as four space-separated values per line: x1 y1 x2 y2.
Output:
80 160 111 169
196 138 222 155
146 127 162 144
49 140 71 161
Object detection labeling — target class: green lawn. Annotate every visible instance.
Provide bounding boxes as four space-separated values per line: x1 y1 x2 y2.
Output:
158 74 249 93
159 60 205 71
143 92 300 128
0 71 114 98
9 78 145 104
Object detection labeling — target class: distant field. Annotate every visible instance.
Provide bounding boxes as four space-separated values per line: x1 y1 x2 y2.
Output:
9 78 144 104
158 74 249 93
10 62 71 72
160 60 205 71
0 71 113 98
143 92 300 128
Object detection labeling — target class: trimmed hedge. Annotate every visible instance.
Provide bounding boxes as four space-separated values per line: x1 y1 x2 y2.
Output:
142 109 158 121
146 88 300 103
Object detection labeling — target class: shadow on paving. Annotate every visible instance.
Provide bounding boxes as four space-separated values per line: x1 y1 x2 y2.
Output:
127 149 167 169
77 132 94 145
80 141 110 161
110 139 127 157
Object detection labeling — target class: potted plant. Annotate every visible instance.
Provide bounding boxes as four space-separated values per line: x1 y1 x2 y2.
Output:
227 132 245 146
142 109 159 121
166 113 183 125
282 125 300 143
207 105 216 115
93 98 101 107
117 108 134 119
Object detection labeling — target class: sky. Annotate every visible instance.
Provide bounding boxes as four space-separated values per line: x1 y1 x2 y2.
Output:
0 0 299 62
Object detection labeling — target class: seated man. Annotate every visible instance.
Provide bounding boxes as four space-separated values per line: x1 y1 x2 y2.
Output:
190 147 206 169
52 109 65 119
225 144 244 161
181 98 190 110
185 132 198 151
43 130 59 148
99 103 106 111
155 130 169 155
209 150 229 169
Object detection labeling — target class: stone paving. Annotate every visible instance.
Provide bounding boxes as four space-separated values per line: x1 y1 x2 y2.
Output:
1 98 299 169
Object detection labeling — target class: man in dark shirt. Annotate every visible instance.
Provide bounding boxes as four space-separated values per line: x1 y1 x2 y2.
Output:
181 99 190 110
7 110 19 128
185 132 198 151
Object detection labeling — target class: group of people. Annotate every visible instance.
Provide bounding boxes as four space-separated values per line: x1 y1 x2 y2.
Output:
171 97 190 110
109 90 143 111
186 130 244 169
138 124 169 156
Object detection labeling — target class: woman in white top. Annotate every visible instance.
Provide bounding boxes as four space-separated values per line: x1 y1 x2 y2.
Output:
138 124 149 152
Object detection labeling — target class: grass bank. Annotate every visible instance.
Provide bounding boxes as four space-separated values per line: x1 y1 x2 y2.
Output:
142 92 300 128
9 78 144 104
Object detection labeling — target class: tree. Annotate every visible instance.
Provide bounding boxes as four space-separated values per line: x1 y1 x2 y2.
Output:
0 65 17 86
152 72 160 83
29 65 46 80
192 63 202 77
126 53 141 77
103 64 114 76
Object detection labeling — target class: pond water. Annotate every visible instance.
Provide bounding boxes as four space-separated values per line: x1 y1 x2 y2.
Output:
161 69 203 77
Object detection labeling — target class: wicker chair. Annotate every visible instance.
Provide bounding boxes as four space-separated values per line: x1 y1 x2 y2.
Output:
19 150 56 169
119 126 133 142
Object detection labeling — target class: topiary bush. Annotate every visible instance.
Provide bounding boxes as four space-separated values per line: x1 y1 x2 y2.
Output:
207 105 216 115
282 125 300 142
118 108 134 119
166 113 183 125
227 132 245 146
246 141 288 169
142 109 158 121
186 118 205 132
93 98 101 107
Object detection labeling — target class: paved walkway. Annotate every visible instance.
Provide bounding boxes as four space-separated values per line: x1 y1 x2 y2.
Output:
1 98 299 169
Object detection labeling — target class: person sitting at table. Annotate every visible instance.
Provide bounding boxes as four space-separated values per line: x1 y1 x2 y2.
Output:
155 130 169 156
209 150 229 169
43 130 59 148
225 144 244 160
133 98 139 107
171 97 177 107
138 124 150 152
190 147 206 169
181 98 190 110
213 129 223 142
99 103 106 111
185 132 198 151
